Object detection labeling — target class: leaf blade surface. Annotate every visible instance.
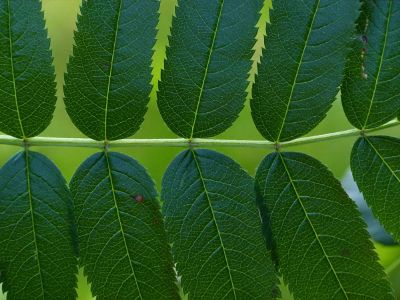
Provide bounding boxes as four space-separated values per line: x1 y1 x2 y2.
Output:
162 149 278 299
0 0 56 138
70 152 178 300
0 151 77 299
351 136 400 242
64 0 158 141
157 0 263 138
255 152 393 299
342 0 400 129
251 0 359 142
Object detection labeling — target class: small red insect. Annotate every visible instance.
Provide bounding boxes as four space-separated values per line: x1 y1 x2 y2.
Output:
133 194 144 203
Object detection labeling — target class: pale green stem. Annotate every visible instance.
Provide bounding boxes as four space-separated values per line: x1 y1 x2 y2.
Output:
0 119 398 149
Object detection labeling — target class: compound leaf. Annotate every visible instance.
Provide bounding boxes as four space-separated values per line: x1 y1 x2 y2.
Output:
351 136 400 241
158 0 263 138
162 149 279 299
0 0 56 138
342 0 400 129
70 152 178 300
255 152 393 300
64 0 158 141
0 151 77 299
251 0 359 142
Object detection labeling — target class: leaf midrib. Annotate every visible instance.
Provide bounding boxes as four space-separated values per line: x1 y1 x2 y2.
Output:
190 0 225 139
6 0 25 138
363 0 393 129
104 0 123 141
191 150 237 299
104 151 143 299
278 152 349 299
276 0 320 142
365 137 400 185
24 150 44 299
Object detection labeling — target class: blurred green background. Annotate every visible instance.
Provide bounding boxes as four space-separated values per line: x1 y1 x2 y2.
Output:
1 0 399 299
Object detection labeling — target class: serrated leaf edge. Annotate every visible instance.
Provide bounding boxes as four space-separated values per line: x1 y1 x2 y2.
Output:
277 152 348 299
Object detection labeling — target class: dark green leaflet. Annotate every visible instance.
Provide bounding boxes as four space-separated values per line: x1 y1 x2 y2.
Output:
351 136 400 242
70 152 178 300
0 151 77 299
0 0 56 138
251 0 359 142
255 152 393 300
162 149 278 299
342 170 396 246
342 0 400 130
64 0 158 141
158 0 263 138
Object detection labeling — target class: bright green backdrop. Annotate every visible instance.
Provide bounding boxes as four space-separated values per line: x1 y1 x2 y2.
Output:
1 0 399 299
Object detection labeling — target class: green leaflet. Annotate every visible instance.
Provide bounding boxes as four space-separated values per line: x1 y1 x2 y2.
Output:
342 170 396 246
342 0 400 130
70 152 178 300
0 151 77 299
255 152 393 300
251 0 359 142
64 0 158 141
157 0 263 138
351 136 400 242
0 0 56 138
162 149 278 299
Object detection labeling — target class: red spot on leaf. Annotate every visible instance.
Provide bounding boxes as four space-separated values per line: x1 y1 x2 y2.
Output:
133 194 144 203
